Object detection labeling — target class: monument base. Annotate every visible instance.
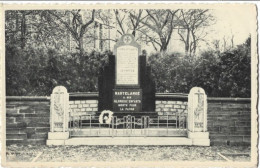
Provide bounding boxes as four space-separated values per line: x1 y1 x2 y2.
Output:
46 132 69 145
48 132 70 139
65 137 192 146
187 131 210 146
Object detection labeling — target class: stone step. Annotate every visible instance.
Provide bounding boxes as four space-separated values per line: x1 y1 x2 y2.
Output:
69 121 187 129
70 128 187 137
47 137 193 146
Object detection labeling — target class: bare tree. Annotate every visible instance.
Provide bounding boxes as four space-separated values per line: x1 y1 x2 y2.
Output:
48 9 95 56
231 34 234 49
212 39 220 52
113 9 127 35
130 9 179 52
223 36 227 52
113 9 146 38
128 9 146 37
177 9 214 56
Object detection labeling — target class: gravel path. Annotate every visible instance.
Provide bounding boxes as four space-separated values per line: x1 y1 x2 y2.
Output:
6 144 250 162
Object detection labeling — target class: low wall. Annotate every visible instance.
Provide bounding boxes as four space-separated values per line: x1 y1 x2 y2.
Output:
155 93 188 116
69 92 98 116
207 98 251 146
6 93 251 146
69 100 98 116
69 93 188 117
6 97 50 145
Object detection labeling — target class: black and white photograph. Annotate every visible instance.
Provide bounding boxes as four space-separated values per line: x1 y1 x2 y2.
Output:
1 2 258 167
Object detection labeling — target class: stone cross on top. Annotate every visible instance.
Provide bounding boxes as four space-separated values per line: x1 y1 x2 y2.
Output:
123 35 132 44
195 89 204 97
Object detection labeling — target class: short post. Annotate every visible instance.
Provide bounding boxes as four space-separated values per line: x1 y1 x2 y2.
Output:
47 86 70 145
187 87 210 146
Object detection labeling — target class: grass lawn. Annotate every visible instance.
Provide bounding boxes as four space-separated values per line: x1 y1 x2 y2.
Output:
6 144 251 162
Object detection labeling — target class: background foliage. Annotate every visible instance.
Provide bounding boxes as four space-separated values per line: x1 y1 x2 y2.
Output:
6 36 250 97
148 36 251 97
6 44 109 96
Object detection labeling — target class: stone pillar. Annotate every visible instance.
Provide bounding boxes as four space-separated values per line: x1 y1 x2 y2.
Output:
47 86 70 145
187 87 210 146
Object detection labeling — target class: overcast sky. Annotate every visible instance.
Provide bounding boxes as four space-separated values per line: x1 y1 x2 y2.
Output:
161 7 254 55
209 8 252 45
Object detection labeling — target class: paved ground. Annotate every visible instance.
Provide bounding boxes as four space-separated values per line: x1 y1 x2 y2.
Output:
6 144 250 162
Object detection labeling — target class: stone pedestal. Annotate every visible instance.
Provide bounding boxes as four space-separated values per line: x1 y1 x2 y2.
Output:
187 87 210 146
188 131 210 146
48 132 70 140
47 86 69 146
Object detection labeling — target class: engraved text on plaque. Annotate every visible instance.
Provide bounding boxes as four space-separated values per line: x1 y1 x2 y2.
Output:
116 45 138 85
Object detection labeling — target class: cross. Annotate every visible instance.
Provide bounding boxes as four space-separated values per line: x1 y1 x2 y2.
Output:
124 35 132 44
194 89 204 120
195 89 204 107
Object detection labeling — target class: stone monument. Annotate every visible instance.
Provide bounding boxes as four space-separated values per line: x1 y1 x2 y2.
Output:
187 87 210 146
98 34 155 117
47 86 69 145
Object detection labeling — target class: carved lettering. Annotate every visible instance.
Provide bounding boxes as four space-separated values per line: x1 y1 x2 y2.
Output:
116 46 138 85
113 89 142 112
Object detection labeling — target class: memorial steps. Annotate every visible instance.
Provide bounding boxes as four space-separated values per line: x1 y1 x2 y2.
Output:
69 128 187 137
63 137 193 146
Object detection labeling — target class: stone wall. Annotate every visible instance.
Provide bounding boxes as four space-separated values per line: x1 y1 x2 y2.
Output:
155 100 188 116
69 100 98 116
69 92 99 117
155 93 188 120
6 93 251 146
6 97 50 145
207 98 251 146
69 100 188 117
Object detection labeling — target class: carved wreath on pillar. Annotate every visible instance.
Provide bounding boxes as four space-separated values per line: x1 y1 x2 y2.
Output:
99 110 114 124
54 94 63 118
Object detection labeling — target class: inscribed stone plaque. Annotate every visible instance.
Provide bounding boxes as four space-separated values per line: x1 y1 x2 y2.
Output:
188 87 207 132
113 89 142 112
116 45 138 85
50 86 69 132
114 34 141 86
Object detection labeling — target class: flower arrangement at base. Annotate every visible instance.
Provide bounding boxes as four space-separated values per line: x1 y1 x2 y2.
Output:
99 110 114 124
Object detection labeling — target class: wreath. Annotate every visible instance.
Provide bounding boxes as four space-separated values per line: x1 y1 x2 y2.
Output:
99 110 114 124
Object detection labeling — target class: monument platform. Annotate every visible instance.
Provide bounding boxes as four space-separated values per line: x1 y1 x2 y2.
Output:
69 128 187 137
47 137 193 146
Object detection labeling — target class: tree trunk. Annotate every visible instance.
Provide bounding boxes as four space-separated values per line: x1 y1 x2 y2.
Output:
78 36 84 56
132 30 136 37
191 30 197 56
21 12 26 49
160 39 168 52
185 29 190 55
